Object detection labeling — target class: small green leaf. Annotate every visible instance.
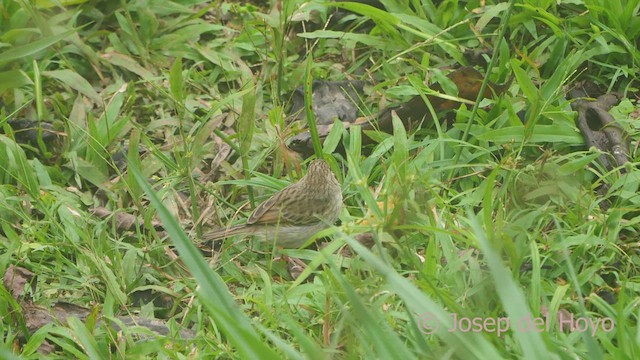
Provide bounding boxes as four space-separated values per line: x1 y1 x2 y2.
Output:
169 57 184 103
101 52 155 80
476 2 512 32
511 60 538 102
557 151 602 176
322 119 345 154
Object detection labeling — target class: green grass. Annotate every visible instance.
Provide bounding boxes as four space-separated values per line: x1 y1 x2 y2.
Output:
1 0 640 358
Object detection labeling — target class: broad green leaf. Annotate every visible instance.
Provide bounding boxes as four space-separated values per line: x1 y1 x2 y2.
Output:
100 52 155 80
298 30 394 48
71 156 109 187
44 69 102 103
0 69 32 93
67 317 107 359
476 2 511 32
332 2 404 41
0 29 75 66
0 135 40 197
476 125 583 144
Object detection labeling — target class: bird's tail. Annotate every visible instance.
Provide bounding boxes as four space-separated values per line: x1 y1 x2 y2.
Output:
201 224 247 242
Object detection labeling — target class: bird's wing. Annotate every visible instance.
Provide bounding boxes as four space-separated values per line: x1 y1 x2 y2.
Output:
247 185 317 225
247 188 288 225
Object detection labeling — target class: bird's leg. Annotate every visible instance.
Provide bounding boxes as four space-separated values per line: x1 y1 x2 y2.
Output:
272 253 307 280
285 256 307 280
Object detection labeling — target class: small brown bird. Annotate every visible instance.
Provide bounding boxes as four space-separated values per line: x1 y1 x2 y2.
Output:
202 159 342 248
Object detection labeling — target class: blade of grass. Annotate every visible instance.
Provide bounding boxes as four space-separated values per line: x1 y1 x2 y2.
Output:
450 0 515 180
340 233 505 358
466 209 552 359
238 78 257 207
0 29 75 66
551 216 604 358
66 317 107 360
322 248 416 360
304 53 323 159
130 163 288 359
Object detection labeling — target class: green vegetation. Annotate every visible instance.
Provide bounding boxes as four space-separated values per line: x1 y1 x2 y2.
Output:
1 0 639 358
